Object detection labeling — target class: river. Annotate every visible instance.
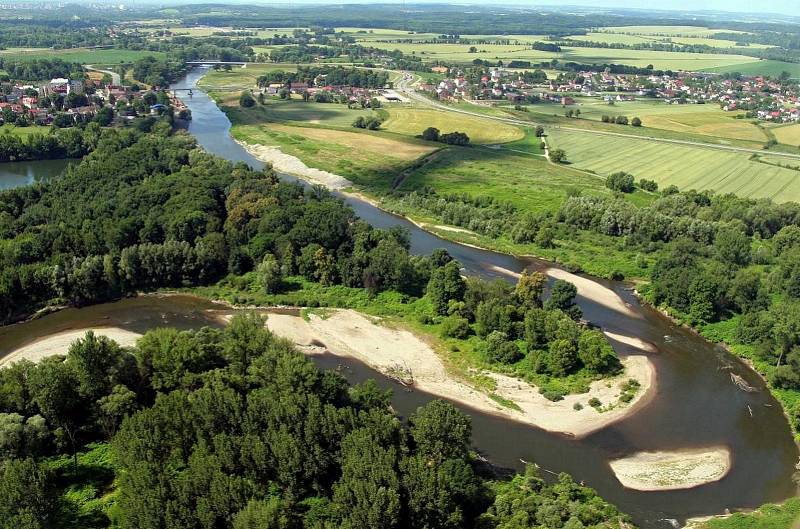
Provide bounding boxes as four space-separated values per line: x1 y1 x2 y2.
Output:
0 158 72 189
1 67 797 528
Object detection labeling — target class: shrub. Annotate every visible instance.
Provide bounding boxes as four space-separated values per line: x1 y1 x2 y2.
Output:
549 148 566 163
239 91 256 108
421 127 440 141
631 116 642 127
440 131 470 145
573 402 583 411
614 115 629 125
638 178 658 192
485 331 523 364
588 397 601 408
541 389 564 402
440 315 471 339
605 171 635 193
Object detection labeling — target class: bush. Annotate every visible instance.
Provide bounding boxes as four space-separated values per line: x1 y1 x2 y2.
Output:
614 115 629 125
440 131 470 146
638 178 658 192
573 402 583 411
549 148 566 163
485 331 523 364
605 171 635 193
239 91 256 108
421 126 440 141
631 116 642 127
353 116 382 130
540 389 564 402
440 315 471 339
588 397 601 408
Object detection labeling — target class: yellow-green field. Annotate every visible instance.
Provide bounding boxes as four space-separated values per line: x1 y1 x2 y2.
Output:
547 129 800 202
569 31 772 49
771 124 800 147
197 64 300 90
598 26 748 37
381 106 524 144
0 47 163 65
0 124 52 137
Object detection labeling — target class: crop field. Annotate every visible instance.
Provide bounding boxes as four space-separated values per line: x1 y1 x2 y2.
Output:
0 47 164 64
598 26 747 37
547 129 800 202
381 106 525 144
704 60 800 79
568 32 771 49
771 124 800 147
555 97 766 143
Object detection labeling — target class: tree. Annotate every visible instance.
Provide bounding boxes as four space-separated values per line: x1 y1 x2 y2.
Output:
514 270 546 308
545 279 582 320
578 330 619 373
606 171 635 193
0 458 58 529
615 115 629 125
535 125 545 137
239 91 256 108
421 127 440 141
485 331 523 364
715 227 751 267
427 261 466 315
233 498 290 529
440 315 471 339
440 132 470 145
97 384 138 438
409 400 471 463
631 116 642 127
549 148 566 163
257 253 283 294
638 178 658 192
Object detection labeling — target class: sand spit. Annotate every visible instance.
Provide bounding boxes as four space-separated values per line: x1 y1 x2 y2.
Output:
263 309 655 437
546 267 640 318
609 447 732 491
237 141 353 190
0 328 143 368
603 331 658 353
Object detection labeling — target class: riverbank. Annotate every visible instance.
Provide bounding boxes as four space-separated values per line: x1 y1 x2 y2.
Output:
0 327 143 368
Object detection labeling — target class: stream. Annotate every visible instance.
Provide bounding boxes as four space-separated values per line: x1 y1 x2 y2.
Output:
0 67 797 528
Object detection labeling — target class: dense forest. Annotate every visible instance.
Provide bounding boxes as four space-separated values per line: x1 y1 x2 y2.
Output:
0 315 630 528
0 125 99 163
0 58 84 82
257 66 390 89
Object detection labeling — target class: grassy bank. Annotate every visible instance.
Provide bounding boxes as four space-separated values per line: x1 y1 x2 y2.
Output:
693 498 800 529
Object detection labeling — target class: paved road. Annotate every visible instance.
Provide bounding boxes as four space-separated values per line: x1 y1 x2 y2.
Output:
396 73 800 161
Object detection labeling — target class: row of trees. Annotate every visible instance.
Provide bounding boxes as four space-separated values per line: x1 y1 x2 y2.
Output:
421 127 471 146
257 66 390 89
0 123 101 162
600 115 642 127
0 316 630 528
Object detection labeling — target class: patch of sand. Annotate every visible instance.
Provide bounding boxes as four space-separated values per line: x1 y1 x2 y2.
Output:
546 267 641 318
609 447 732 491
0 328 143 368
264 309 655 437
431 224 476 235
603 331 658 353
238 141 354 190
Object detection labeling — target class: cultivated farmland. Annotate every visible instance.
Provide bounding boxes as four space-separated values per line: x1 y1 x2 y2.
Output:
547 129 800 202
0 48 164 64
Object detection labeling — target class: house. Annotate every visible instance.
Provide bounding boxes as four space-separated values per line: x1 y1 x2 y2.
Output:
561 96 575 105
431 66 449 74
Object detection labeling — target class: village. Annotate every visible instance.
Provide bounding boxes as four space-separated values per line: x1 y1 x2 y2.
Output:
0 75 189 127
423 65 800 123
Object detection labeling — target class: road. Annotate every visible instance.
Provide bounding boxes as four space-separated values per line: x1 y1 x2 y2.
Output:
396 73 800 161
85 65 121 85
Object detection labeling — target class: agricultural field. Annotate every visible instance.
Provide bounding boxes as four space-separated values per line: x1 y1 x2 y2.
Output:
547 129 800 202
0 47 164 65
568 31 772 49
770 124 800 147
597 26 748 37
704 60 800 79
220 96 376 128
381 106 525 144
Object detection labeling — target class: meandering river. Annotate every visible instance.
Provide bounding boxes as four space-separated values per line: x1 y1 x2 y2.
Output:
0 68 796 528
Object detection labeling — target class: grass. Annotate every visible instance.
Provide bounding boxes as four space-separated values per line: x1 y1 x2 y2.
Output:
197 63 299 91
771 123 800 147
0 47 164 65
547 129 800 203
598 26 747 37
695 497 800 529
704 60 800 79
381 106 525 144
0 123 52 136
220 95 376 128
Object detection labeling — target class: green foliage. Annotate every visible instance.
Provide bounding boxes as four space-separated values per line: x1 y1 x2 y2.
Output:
427 261 466 315
605 171 635 193
440 314 471 339
239 91 256 108
422 126 440 141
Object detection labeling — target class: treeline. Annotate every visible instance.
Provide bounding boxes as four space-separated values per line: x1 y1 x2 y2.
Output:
0 316 631 528
257 66 389 89
131 56 186 87
0 126 448 324
0 123 100 162
0 58 84 81
0 22 111 49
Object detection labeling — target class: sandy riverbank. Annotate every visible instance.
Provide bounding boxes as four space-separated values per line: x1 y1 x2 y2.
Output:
0 327 143 368
609 447 732 491
262 308 655 437
547 267 640 318
237 140 353 190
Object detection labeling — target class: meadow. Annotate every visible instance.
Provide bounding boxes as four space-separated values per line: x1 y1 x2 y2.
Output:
547 129 800 202
771 123 800 147
597 25 747 37
0 124 52 136
381 105 525 144
0 47 164 65
704 60 800 78
567 31 772 49
197 63 299 90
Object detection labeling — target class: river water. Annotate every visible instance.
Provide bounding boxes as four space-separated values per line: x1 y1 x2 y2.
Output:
0 67 796 527
0 158 71 189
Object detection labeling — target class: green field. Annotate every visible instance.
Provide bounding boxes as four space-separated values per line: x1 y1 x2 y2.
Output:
547 129 800 202
0 124 52 136
382 106 524 144
569 31 771 50
0 47 164 65
221 96 376 128
598 25 748 37
771 124 800 147
704 60 800 79
197 63 299 90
